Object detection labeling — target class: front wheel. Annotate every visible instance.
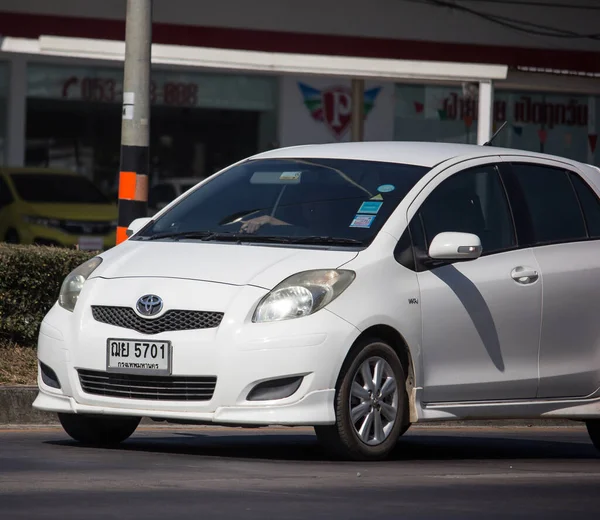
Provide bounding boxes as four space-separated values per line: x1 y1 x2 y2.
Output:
315 339 408 461
586 420 600 451
58 413 140 445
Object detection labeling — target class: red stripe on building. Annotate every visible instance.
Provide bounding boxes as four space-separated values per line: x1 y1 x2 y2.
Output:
1 11 599 73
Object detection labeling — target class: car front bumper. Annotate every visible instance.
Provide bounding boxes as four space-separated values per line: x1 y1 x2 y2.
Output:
33 277 360 426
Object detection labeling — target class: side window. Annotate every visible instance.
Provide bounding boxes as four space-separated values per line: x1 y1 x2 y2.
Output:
509 163 586 245
416 165 516 254
0 176 14 208
569 173 600 239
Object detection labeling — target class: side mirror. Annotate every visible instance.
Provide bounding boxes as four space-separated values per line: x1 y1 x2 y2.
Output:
428 232 482 261
126 217 152 238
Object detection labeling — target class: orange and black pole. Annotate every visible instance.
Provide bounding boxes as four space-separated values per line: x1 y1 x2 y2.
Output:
116 0 153 245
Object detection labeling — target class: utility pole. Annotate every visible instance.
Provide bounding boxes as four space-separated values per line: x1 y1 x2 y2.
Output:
116 0 153 245
350 78 365 142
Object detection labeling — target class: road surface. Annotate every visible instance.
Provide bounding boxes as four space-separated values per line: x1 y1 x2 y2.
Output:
0 425 599 519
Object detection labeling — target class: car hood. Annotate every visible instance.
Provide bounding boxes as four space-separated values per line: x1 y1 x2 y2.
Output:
21 203 118 221
92 240 359 289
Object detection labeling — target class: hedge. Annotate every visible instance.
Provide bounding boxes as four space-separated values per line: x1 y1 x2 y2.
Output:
0 245 97 347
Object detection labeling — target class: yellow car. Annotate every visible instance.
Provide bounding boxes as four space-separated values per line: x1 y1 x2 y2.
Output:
0 167 118 250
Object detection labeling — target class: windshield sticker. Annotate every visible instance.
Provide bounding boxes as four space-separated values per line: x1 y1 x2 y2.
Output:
358 201 383 214
377 184 395 193
279 171 302 181
370 194 383 201
350 215 375 228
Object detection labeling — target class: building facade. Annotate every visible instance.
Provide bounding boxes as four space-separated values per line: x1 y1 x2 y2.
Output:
0 0 599 194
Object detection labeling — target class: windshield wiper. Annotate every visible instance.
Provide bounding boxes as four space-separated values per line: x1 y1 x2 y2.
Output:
143 231 362 246
143 231 220 241
143 230 293 244
291 236 364 246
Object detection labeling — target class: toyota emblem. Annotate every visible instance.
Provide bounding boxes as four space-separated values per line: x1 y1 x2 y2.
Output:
136 294 163 317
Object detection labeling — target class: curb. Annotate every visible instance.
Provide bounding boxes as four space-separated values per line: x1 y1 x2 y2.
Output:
0 386 583 427
0 386 56 425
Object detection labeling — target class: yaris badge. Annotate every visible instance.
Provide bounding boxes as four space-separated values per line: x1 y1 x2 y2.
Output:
136 294 163 317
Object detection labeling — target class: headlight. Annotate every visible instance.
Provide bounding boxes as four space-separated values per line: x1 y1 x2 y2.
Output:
22 215 61 228
253 269 355 323
58 257 103 312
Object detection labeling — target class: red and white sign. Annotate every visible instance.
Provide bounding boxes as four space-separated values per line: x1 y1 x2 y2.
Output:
281 76 394 146
322 87 353 138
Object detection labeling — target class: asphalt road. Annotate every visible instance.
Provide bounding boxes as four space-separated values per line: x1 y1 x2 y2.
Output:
0 425 599 519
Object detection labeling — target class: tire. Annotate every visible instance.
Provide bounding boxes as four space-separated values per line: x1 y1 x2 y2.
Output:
58 413 140 445
315 339 408 461
4 229 19 244
399 422 411 437
586 420 600 451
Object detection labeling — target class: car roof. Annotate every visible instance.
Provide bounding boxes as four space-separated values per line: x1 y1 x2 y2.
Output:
252 141 585 169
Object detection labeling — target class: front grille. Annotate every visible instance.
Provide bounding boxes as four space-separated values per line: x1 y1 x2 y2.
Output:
91 306 223 335
61 221 113 235
78 369 217 401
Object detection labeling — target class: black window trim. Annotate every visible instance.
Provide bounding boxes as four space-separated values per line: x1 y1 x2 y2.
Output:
566 170 600 240
500 161 596 249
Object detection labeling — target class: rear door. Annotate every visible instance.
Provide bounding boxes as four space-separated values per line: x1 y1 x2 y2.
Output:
500 159 600 399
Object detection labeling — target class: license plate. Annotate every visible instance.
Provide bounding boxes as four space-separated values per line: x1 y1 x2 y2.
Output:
78 236 104 251
106 339 172 375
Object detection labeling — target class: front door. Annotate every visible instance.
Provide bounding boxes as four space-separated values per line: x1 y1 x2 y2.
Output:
408 161 542 403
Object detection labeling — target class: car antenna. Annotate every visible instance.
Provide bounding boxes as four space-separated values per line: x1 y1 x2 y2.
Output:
483 121 508 147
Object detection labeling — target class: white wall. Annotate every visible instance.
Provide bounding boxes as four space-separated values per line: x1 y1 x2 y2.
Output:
0 0 599 53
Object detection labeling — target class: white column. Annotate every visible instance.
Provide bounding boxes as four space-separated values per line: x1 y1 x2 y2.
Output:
477 80 493 145
6 55 26 166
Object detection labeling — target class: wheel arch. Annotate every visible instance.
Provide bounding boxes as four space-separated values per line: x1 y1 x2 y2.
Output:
339 324 418 423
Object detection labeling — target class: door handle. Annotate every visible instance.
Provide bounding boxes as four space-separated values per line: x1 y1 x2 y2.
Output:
511 266 539 285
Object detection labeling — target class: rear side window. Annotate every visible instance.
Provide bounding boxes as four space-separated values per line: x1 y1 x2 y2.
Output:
509 163 586 245
0 176 14 208
569 173 600 239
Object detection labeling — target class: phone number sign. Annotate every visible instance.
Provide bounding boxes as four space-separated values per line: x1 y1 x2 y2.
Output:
61 76 198 107
27 64 277 112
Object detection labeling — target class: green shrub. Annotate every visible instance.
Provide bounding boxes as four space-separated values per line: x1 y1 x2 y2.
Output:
0 245 97 346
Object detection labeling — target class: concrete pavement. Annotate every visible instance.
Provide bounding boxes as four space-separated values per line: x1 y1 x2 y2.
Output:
0 425 598 519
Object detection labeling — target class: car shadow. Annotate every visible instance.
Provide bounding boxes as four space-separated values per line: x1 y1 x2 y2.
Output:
44 428 599 463
432 264 505 372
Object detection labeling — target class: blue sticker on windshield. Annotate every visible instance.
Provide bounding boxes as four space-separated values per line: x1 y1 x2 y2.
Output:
350 215 375 228
378 184 395 193
358 201 382 214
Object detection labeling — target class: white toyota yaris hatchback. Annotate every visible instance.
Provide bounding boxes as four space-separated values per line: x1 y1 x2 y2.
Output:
34 142 600 460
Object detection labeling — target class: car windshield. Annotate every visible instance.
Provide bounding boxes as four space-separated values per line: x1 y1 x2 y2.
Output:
137 158 428 246
10 173 110 204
